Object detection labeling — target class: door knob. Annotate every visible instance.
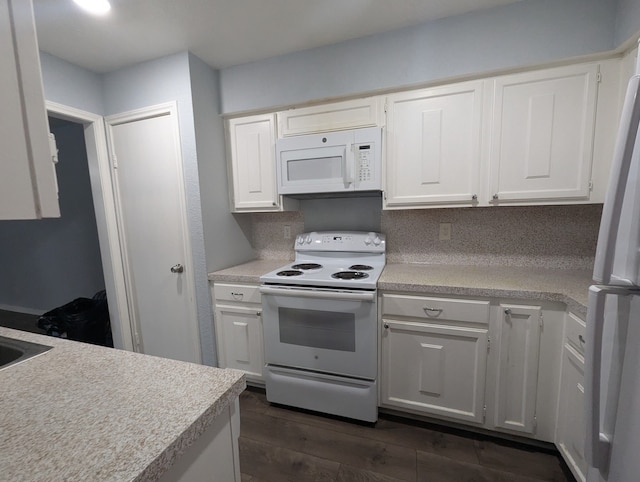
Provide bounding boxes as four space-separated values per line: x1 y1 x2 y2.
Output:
170 264 184 273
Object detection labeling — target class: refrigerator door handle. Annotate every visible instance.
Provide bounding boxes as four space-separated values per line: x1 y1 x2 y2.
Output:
593 75 640 284
585 286 611 471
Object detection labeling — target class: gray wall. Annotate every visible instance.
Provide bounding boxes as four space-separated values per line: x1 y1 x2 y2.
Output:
40 52 104 115
103 52 215 365
188 53 255 365
219 0 616 113
615 0 640 46
188 53 255 273
0 120 104 313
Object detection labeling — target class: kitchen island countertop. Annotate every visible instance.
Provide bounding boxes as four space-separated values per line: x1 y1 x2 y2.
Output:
0 327 245 482
209 260 592 317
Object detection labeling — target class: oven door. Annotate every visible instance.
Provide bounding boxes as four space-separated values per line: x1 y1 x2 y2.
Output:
260 285 377 379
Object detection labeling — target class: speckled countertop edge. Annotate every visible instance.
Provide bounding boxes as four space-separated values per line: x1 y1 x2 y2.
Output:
209 260 592 318
0 328 245 482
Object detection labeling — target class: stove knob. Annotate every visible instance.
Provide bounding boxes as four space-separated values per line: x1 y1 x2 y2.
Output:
305 235 312 244
296 236 304 245
373 236 381 246
364 236 372 245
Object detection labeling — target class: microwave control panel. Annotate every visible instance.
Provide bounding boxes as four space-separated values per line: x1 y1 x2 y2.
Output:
356 144 373 182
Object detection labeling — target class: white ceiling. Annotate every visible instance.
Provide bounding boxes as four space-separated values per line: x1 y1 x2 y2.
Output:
33 0 521 74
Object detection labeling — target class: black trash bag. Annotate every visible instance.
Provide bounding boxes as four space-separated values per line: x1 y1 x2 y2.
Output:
37 290 113 347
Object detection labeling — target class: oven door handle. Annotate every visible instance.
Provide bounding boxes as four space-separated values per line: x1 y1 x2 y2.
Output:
259 285 375 302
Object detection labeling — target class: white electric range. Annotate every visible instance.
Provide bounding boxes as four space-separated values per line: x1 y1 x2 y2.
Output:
259 231 386 423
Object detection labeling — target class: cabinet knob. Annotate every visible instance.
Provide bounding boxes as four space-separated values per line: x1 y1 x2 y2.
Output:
492 194 499 200
472 194 478 201
504 308 512 315
256 311 261 317
384 323 389 329
170 264 184 273
578 334 585 344
272 202 277 206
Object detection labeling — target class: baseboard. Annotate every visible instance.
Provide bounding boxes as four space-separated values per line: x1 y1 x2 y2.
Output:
0 304 44 316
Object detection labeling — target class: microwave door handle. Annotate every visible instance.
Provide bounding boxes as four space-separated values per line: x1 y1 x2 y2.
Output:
344 143 354 185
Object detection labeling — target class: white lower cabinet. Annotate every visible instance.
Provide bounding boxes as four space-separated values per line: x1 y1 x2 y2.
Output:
212 283 264 383
556 312 587 482
380 292 564 443
493 303 542 435
380 294 490 424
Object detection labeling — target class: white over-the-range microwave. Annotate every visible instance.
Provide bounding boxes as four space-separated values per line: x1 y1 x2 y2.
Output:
275 126 382 195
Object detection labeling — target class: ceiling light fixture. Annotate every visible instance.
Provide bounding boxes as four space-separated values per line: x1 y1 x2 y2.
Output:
73 0 111 15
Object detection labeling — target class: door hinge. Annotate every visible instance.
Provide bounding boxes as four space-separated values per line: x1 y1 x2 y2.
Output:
112 155 118 169
384 101 388 113
539 313 544 328
487 337 491 353
589 180 593 191
133 330 141 348
483 404 487 423
596 70 602 83
533 414 538 432
48 133 59 165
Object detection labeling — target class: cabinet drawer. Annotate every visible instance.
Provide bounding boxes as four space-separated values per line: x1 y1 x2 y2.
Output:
382 294 490 325
214 283 261 304
565 312 586 355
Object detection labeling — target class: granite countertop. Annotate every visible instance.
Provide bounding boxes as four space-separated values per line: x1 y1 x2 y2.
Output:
0 327 245 482
209 260 592 317
208 259 288 284
379 263 592 317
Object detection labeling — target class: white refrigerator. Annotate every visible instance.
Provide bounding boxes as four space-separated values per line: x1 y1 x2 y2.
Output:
586 44 640 482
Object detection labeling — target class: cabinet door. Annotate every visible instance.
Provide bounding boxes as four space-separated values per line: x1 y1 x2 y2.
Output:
489 64 598 203
215 305 264 381
556 344 587 482
226 114 280 212
277 97 383 137
385 81 484 207
0 0 59 220
494 304 542 434
381 319 488 423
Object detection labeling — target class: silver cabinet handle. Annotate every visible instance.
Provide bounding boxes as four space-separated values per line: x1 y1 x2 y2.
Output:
423 307 443 316
231 292 244 300
170 264 184 273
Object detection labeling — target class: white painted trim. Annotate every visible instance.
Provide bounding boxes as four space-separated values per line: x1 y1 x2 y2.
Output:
104 102 202 362
45 100 135 352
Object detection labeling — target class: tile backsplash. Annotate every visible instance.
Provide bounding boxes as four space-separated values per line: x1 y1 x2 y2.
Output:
249 203 602 270
381 205 602 269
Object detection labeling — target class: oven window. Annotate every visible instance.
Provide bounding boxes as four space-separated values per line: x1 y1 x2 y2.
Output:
278 307 356 352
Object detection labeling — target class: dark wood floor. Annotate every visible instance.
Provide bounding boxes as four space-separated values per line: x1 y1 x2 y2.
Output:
238 388 572 482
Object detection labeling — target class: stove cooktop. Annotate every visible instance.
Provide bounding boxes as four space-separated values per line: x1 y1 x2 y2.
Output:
260 231 386 290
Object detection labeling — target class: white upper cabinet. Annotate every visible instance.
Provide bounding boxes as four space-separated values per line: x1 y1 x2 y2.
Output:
488 64 598 204
385 81 485 207
226 113 294 212
0 0 59 220
277 97 383 137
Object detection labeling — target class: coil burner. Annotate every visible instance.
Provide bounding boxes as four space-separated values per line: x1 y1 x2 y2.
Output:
276 270 303 277
331 271 369 280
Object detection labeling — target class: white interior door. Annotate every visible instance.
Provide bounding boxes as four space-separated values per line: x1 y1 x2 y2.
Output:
107 103 201 364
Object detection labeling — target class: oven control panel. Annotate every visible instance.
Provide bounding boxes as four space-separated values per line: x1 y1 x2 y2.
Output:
295 231 385 252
